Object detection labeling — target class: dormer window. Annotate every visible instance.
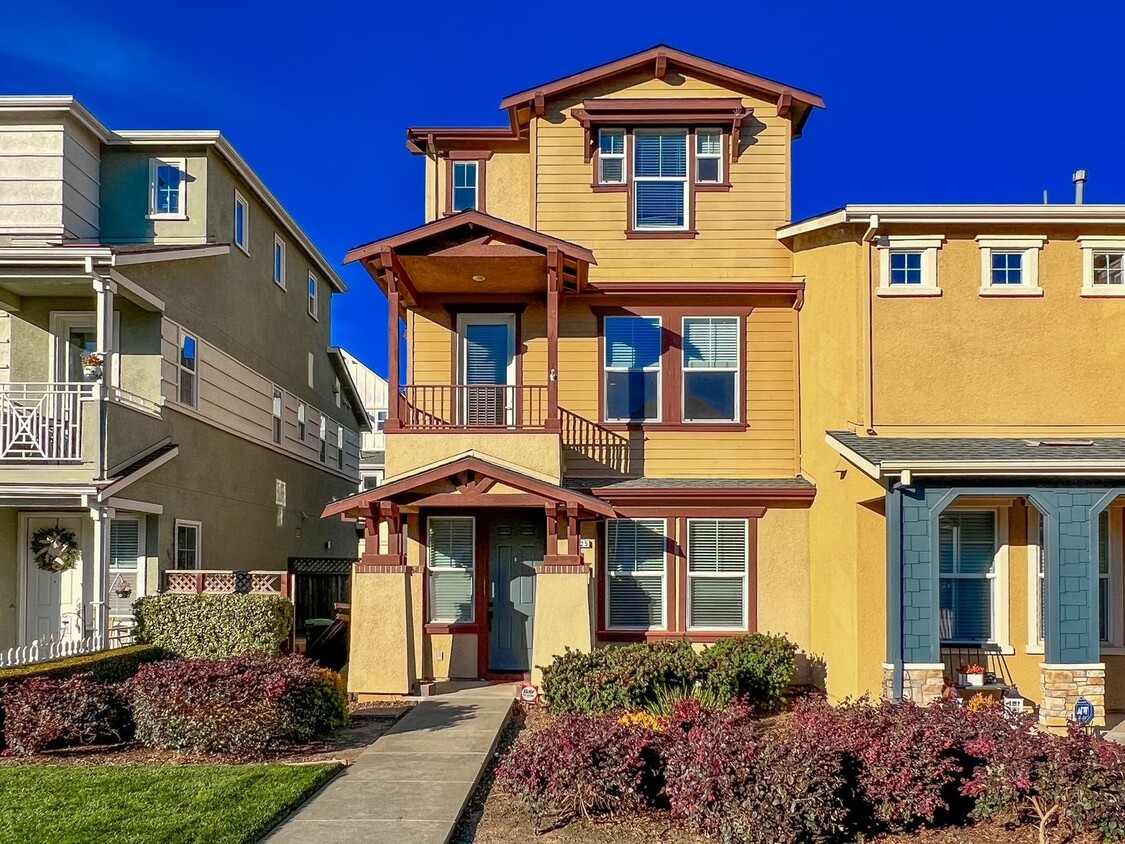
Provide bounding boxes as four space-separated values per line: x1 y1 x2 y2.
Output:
598 129 626 184
149 158 186 219
633 129 688 231
695 129 723 184
452 161 478 211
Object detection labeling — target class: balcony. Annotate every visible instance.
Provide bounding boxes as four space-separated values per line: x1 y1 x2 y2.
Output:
398 384 554 431
0 382 91 462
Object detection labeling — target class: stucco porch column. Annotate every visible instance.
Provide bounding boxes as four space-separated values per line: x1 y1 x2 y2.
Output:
530 504 593 687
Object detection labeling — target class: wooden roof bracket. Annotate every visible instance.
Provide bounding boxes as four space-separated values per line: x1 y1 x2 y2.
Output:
731 108 753 163
654 53 667 79
776 91 793 119
533 92 545 118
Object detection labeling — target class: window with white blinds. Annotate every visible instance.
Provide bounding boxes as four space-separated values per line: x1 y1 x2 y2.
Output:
687 519 748 629
633 129 687 230
606 519 666 629
682 317 739 422
108 519 141 619
939 512 996 643
428 517 475 623
604 316 662 422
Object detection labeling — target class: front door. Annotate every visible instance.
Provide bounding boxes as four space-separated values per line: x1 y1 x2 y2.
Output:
458 313 516 427
488 516 544 673
23 515 87 644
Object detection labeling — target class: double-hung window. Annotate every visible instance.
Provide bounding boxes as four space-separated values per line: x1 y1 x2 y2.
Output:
633 129 688 230
939 512 997 643
687 519 748 629
297 403 307 440
175 520 202 569
149 158 186 218
271 387 283 444
273 235 286 288
606 518 666 629
318 415 327 462
234 191 248 253
178 331 198 407
604 316 662 422
308 274 318 319
427 517 475 623
336 424 345 470
695 129 723 184
452 161 478 211
682 317 738 422
598 129 626 184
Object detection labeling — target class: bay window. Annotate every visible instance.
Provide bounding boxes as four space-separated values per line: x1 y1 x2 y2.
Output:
687 519 748 629
606 519 666 629
633 129 688 230
604 315 662 422
427 517 475 623
682 317 738 422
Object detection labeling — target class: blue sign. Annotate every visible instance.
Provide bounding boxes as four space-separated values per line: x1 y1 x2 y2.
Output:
1074 698 1095 726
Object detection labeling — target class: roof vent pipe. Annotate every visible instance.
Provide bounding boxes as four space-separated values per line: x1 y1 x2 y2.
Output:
1073 169 1088 204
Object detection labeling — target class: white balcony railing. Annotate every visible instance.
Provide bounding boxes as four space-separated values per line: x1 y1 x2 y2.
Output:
0 382 91 462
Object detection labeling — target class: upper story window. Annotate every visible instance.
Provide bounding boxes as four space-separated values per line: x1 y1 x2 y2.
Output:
337 424 346 470
374 409 388 432
977 236 1044 296
604 315 662 422
318 414 327 462
876 236 943 297
682 317 739 422
233 191 249 253
177 331 198 408
633 129 688 231
695 129 723 184
308 273 319 319
297 402 307 440
149 158 186 219
452 161 478 211
1079 237 1125 296
273 235 286 288
598 129 626 184
271 387 283 444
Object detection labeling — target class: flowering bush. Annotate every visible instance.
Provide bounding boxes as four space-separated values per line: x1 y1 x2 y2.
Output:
495 713 663 831
2 673 129 756
127 652 346 756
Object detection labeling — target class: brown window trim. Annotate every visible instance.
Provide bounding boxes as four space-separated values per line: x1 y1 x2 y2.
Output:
595 305 750 429
444 151 491 215
595 513 759 641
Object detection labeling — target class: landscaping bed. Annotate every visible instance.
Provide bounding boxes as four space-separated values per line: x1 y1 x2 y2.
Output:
0 763 339 844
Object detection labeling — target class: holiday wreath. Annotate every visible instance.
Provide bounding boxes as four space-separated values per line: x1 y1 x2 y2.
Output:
31 525 81 573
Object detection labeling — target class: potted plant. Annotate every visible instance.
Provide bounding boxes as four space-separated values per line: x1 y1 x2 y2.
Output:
959 663 987 688
81 351 104 382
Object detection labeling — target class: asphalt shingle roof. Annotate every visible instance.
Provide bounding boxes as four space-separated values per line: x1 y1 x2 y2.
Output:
828 431 1125 464
564 476 814 491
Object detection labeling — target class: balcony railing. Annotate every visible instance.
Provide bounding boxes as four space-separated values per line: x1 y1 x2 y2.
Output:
400 384 553 430
0 382 91 462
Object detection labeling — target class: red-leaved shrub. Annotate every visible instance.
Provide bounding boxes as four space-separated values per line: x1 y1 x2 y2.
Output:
496 713 663 831
2 673 129 756
127 652 346 756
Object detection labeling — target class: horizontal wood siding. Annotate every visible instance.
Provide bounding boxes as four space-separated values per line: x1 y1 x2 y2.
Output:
535 71 792 281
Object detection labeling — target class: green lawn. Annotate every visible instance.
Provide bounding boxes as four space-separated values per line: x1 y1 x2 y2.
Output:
0 763 340 844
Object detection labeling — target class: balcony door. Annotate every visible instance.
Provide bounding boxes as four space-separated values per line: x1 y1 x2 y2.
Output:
49 311 120 385
457 313 516 427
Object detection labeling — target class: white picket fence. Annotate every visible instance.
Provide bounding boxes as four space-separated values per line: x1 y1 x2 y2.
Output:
0 633 108 669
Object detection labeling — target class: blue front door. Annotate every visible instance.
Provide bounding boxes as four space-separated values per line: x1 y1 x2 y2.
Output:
488 516 544 673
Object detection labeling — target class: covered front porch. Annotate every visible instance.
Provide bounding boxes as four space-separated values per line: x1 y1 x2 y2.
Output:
830 431 1125 729
322 453 614 694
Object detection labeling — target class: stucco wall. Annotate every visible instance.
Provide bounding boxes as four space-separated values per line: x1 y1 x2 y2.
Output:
99 148 208 245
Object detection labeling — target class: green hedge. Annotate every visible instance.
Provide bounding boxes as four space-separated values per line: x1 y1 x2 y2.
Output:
0 644 165 686
133 594 293 659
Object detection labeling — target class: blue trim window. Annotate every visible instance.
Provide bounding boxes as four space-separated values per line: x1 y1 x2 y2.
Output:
890 251 923 285
991 251 1024 285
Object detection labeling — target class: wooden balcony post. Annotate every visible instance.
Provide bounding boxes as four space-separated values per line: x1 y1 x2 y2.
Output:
546 247 561 430
385 260 401 428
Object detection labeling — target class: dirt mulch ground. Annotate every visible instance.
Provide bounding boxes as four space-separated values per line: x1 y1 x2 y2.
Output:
0 701 412 767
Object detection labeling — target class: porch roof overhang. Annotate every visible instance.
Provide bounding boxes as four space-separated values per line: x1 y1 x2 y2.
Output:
321 455 616 519
827 430 1125 480
565 476 815 506
343 211 596 304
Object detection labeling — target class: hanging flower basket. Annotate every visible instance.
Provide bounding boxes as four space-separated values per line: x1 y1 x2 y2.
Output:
31 525 81 573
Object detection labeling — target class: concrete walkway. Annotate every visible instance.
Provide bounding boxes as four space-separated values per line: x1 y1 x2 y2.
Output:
264 684 515 844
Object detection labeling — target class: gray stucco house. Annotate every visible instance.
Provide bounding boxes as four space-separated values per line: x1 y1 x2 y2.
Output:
0 96 368 652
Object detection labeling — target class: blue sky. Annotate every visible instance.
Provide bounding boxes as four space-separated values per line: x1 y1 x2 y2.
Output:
2 1 1120 376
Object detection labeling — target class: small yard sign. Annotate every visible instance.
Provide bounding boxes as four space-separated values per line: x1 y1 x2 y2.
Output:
518 682 540 705
1074 698 1095 725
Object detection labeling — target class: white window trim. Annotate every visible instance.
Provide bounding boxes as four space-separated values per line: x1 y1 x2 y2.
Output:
1101 507 1124 649
174 519 203 569
273 234 286 289
148 157 187 220
876 235 944 297
318 413 327 462
271 386 283 444
308 272 319 320
632 128 689 232
176 327 199 409
1027 507 1045 653
108 516 147 620
694 128 724 184
336 423 345 470
941 506 1011 651
426 515 476 624
297 402 307 440
603 315 662 424
976 236 1046 296
233 190 249 255
686 518 749 631
605 518 668 631
598 128 626 185
680 315 740 423
1079 236 1125 296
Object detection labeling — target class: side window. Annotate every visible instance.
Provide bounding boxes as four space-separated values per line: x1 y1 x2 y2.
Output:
271 387 283 444
273 235 286 288
695 129 723 184
598 129 626 184
233 191 249 253
177 331 198 408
